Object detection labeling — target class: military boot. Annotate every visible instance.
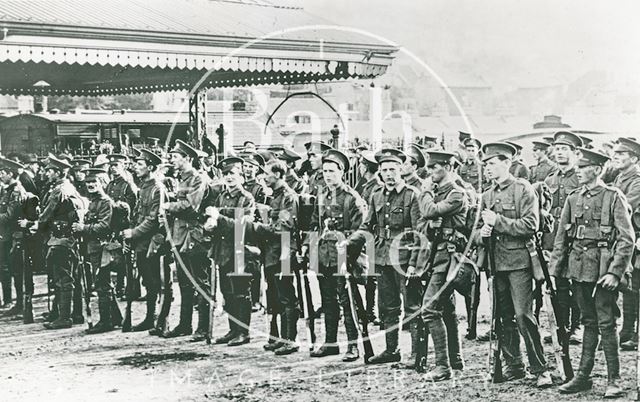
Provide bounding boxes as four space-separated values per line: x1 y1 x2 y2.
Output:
423 319 451 382
367 321 401 364
602 328 625 399
264 313 285 351
228 298 251 346
86 293 115 334
162 288 193 338
44 290 72 330
396 320 420 369
560 327 598 394
1 275 12 307
311 304 339 357
132 292 157 332
620 291 637 344
191 297 209 342
4 295 23 317
604 379 625 399
110 293 123 328
22 294 34 324
215 303 238 344
44 299 59 322
275 308 300 356
444 309 463 370
71 282 84 324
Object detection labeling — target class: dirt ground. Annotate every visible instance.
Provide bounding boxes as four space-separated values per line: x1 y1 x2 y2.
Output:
0 274 637 402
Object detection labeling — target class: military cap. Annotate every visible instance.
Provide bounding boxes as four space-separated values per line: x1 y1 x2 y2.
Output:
426 151 456 168
532 141 550 151
0 157 24 173
322 149 349 171
83 167 108 183
217 156 244 174
304 141 332 154
614 137 640 156
135 148 163 166
93 154 109 169
21 153 38 164
553 131 583 149
170 139 199 159
360 150 378 166
459 131 472 142
45 155 72 172
72 158 92 169
243 153 265 168
504 140 523 152
375 148 407 164
463 138 482 149
108 154 129 165
259 149 277 162
406 143 427 168
424 135 439 143
542 136 555 144
355 144 369 151
481 142 517 162
278 147 302 162
58 153 73 163
579 135 594 149
195 149 208 158
576 147 609 168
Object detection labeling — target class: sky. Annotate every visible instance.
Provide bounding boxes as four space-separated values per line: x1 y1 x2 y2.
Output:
298 0 640 92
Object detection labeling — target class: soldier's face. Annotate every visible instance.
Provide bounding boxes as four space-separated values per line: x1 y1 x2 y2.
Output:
576 165 600 185
465 145 478 156
484 157 509 180
401 159 415 175
46 168 58 182
74 170 86 181
553 145 576 165
243 162 258 178
170 152 189 171
322 162 342 186
532 149 544 161
223 166 243 187
380 161 401 186
612 151 637 170
430 164 447 183
309 152 322 170
134 160 150 178
85 180 100 193
0 170 11 185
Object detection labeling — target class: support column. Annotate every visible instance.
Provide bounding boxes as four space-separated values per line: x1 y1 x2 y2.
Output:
188 89 207 149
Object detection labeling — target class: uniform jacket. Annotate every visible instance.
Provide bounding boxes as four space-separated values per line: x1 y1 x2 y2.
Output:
106 175 137 210
0 181 27 242
307 168 325 198
244 178 268 205
19 171 38 196
542 167 580 250
38 178 84 249
351 182 421 268
285 169 306 194
165 168 208 252
80 192 112 255
404 173 424 190
509 160 530 180
458 158 483 190
613 164 640 220
549 182 634 282
359 175 383 205
530 157 557 183
130 176 162 253
474 175 539 272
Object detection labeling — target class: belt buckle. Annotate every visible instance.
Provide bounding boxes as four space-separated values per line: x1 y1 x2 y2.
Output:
575 225 586 240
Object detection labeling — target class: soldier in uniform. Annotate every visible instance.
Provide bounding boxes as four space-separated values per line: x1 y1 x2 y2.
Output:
458 137 483 191
71 158 92 198
475 142 552 387
401 143 426 189
505 141 531 180
530 141 557 183
349 148 422 364
0 158 29 316
72 168 114 334
20 156 86 330
610 137 640 350
302 149 367 361
278 148 306 194
160 140 210 339
544 131 584 344
205 157 255 346
415 151 469 380
553 148 634 398
106 154 138 298
122 149 164 332
18 153 40 196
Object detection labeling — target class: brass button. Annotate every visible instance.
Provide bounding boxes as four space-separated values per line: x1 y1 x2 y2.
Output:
583 247 587 251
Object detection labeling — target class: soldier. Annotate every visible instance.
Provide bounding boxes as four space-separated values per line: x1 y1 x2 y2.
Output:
72 168 114 334
231 159 300 355
544 131 584 344
71 158 92 198
552 148 634 398
205 157 255 346
401 143 426 189
475 142 552 387
0 158 29 316
18 153 40 196
106 154 138 298
349 148 422 364
160 140 211 339
505 141 531 180
302 149 367 361
530 141 557 183
278 148 306 194
413 151 469 379
19 156 86 330
610 137 640 350
458 137 483 191
122 149 164 332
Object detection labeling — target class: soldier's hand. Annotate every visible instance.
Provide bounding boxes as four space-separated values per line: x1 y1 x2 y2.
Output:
597 273 620 292
481 209 497 226
204 217 217 231
336 240 348 254
122 229 133 239
480 224 493 238
71 222 84 232
18 219 29 228
205 206 220 221
297 245 309 263
406 265 417 279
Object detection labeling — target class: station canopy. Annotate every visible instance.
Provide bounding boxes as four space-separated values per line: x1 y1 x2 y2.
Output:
0 0 398 96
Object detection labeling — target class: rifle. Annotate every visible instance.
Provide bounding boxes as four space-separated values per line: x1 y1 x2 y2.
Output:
155 253 172 333
121 239 136 332
294 218 316 353
20 242 34 324
342 262 374 362
76 237 93 330
207 258 217 344
485 234 503 383
534 234 574 382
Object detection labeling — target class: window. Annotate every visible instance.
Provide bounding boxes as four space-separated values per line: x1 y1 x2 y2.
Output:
294 115 311 124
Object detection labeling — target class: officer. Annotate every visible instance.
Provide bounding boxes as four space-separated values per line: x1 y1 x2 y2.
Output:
206 156 255 346
349 148 422 364
160 140 211 339
553 148 634 398
106 153 138 298
544 131 584 344
20 156 86 330
530 141 557 183
610 137 640 350
475 142 552 387
122 149 164 332
505 141 531 180
72 168 114 334
233 159 301 355
301 149 366 361
401 143 427 189
412 151 469 380
458 137 483 191
0 157 29 316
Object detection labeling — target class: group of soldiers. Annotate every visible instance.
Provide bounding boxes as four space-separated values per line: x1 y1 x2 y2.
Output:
0 128 639 399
